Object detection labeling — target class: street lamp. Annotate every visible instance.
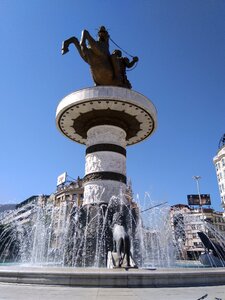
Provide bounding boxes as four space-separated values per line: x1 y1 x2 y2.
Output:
193 176 202 207
193 176 205 233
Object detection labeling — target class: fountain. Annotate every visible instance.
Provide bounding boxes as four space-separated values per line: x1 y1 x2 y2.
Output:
0 26 225 287
1 192 225 286
0 26 157 269
0 193 176 268
55 25 157 268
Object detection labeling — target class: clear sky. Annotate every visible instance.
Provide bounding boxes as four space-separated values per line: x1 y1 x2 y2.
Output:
0 0 224 211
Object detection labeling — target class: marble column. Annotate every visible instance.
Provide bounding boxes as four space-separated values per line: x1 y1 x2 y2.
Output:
83 125 127 205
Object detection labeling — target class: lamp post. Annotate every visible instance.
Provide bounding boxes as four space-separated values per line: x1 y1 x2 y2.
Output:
193 176 202 207
192 175 206 237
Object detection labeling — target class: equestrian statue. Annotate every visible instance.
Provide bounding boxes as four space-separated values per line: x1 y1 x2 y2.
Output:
62 26 138 89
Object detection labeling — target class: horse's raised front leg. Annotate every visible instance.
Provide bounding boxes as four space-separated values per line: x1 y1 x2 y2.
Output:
80 29 102 56
62 37 87 63
62 37 77 54
80 30 95 48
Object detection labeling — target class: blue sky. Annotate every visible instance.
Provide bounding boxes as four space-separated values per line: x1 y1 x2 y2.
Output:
0 0 224 211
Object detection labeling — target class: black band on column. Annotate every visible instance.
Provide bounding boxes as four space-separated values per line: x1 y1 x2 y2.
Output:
83 172 127 184
86 144 126 156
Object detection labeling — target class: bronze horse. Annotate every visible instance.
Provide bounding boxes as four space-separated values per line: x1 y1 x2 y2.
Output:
62 26 138 88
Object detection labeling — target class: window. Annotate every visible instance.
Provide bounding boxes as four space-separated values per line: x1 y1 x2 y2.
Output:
222 158 225 167
193 242 202 247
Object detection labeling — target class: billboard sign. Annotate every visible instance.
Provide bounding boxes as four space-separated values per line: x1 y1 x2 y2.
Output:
57 172 67 186
187 194 211 206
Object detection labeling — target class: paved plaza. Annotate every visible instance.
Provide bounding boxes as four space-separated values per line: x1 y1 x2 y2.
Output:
0 283 225 300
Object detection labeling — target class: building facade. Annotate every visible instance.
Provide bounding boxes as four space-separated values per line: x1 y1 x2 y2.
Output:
170 204 225 260
0 195 44 226
213 134 225 214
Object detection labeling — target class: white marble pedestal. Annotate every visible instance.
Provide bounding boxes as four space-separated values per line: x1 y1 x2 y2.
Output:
56 86 157 205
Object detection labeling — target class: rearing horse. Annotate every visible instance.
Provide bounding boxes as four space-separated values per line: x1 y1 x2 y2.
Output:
62 26 119 86
62 26 138 88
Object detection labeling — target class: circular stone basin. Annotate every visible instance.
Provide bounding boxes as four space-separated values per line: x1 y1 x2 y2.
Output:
0 266 225 287
56 86 157 145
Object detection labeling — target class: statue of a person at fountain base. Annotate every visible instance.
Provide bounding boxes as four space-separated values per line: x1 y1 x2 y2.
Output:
61 26 138 89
